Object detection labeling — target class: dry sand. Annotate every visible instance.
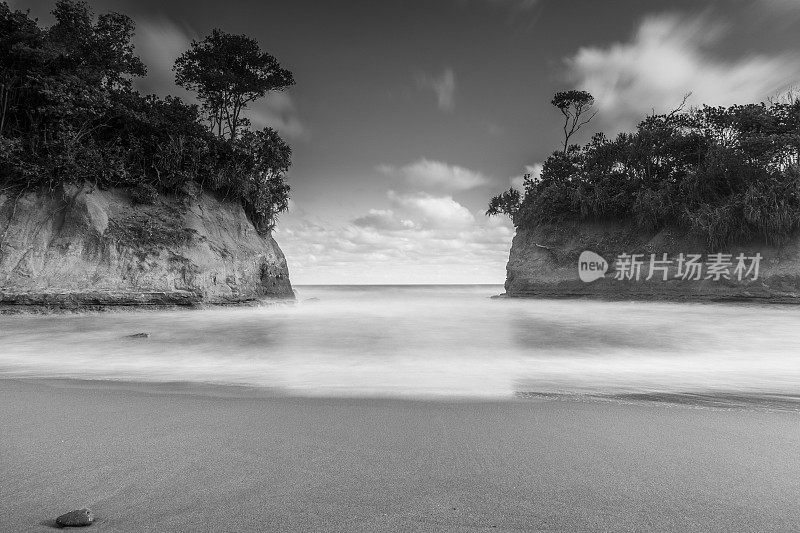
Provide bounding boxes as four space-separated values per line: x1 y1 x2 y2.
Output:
1 379 799 532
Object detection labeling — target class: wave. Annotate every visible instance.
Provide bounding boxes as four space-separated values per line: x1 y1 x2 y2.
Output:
1 285 799 401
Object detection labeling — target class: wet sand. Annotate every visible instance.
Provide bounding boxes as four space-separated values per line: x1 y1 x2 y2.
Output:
1 378 799 532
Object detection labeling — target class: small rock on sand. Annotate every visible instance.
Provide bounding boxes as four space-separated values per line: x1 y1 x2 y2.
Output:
55 508 94 527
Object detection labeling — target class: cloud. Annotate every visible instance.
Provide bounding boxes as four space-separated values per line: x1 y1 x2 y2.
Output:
246 91 307 140
510 163 542 191
274 196 514 284
388 191 475 229
416 68 456 111
133 17 195 99
274 163 510 282
755 0 800 16
566 13 800 131
377 158 490 192
352 209 415 231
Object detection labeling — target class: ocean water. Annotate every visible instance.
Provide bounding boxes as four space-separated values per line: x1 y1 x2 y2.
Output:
1 285 800 401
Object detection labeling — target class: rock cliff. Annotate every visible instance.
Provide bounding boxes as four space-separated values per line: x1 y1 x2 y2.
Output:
0 183 293 310
505 221 800 302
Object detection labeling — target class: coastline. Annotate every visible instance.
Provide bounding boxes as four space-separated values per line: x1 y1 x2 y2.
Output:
0 292 296 315
5 287 800 315
494 291 800 305
503 222 800 304
0 184 295 313
2 378 799 532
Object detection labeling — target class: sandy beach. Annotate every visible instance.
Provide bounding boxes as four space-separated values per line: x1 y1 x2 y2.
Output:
1 379 799 532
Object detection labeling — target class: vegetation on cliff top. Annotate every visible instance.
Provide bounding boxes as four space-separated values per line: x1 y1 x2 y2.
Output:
0 0 292 233
489 91 800 248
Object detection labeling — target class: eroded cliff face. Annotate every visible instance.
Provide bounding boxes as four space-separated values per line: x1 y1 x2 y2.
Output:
505 221 800 302
0 183 293 310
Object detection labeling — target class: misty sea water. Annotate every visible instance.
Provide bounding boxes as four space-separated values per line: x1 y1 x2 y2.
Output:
1 284 799 402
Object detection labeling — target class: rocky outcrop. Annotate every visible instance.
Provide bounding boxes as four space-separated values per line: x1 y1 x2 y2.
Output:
0 183 293 311
504 221 800 302
55 508 95 527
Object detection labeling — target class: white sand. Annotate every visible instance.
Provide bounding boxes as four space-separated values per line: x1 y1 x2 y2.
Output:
1 379 799 532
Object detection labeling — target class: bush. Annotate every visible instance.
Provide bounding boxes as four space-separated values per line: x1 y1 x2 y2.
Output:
130 183 159 205
509 98 800 247
0 1 292 234
108 212 195 249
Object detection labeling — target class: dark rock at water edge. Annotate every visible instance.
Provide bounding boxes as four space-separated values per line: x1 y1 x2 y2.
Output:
55 508 94 527
504 221 800 303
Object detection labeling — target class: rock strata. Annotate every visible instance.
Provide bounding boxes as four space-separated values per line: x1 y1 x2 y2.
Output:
0 183 294 311
504 221 800 302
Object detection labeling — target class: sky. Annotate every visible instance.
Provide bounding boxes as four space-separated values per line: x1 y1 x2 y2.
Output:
15 0 800 283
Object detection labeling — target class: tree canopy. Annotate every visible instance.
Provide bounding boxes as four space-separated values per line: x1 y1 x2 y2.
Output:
551 90 596 152
486 187 521 220
0 1 294 233
174 29 295 140
489 90 800 247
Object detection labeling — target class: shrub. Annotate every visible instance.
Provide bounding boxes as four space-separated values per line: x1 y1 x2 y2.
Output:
130 183 159 205
0 1 292 234
505 97 800 247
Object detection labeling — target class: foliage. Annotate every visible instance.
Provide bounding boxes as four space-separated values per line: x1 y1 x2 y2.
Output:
500 91 800 247
174 29 294 140
551 90 597 152
0 1 293 233
108 211 196 249
206 128 292 232
486 187 521 222
130 183 158 205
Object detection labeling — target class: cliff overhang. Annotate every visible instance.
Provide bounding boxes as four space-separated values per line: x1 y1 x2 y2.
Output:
504 220 800 303
0 183 294 312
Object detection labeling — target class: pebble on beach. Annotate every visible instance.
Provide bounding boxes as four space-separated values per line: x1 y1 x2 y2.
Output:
55 508 94 527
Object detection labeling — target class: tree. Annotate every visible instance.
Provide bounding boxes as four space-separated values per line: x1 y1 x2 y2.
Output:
232 127 292 232
551 90 596 152
174 29 294 139
0 2 44 136
0 2 294 234
47 1 145 90
486 187 522 222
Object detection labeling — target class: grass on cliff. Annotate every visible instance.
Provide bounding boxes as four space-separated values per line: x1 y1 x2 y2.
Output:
108 211 196 250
